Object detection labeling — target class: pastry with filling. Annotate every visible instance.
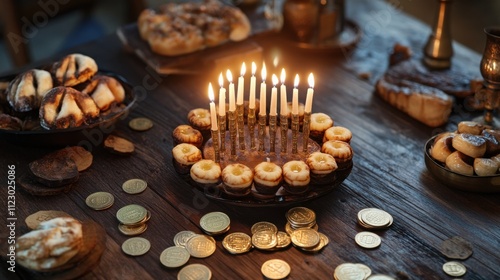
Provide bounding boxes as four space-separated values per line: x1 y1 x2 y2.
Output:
6 69 53 112
253 161 282 195
81 75 125 111
452 133 486 158
321 140 353 168
309 113 333 143
306 152 338 185
282 160 310 194
222 163 253 196
172 124 203 149
172 143 202 174
190 159 221 188
52 53 98 86
323 126 352 143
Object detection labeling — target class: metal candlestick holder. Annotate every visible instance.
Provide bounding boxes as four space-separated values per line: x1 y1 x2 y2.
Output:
211 129 220 163
218 115 226 153
258 114 266 152
291 113 299 154
423 0 453 69
269 115 277 153
302 112 311 152
280 114 288 153
236 104 245 150
228 111 237 156
248 108 256 149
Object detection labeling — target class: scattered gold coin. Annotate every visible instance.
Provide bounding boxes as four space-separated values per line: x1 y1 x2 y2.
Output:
174 230 197 248
86 191 114 210
261 259 291 280
25 210 71 229
185 234 216 258
357 208 393 229
440 236 473 260
222 232 252 254
334 263 366 280
160 246 190 268
355 231 381 249
290 228 320 249
199 212 230 235
116 204 148 225
118 223 148 236
301 232 328 252
177 263 212 280
252 230 278 250
122 178 148 194
275 231 291 249
442 261 467 277
251 221 278 234
129 117 153 131
121 237 151 256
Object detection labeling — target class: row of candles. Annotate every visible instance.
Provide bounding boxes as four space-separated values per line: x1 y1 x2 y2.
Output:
208 62 315 162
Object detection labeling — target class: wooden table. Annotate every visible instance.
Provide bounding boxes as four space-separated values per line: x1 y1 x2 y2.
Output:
1 0 499 279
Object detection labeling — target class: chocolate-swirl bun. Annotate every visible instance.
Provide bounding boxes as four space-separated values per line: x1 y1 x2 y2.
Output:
52 53 98 86
6 69 53 112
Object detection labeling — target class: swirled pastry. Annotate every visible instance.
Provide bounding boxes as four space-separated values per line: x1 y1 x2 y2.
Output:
6 69 53 112
52 53 98 86
81 75 125 111
39 87 100 129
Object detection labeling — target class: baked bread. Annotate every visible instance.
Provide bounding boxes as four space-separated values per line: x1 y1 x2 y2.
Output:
306 152 337 186
457 121 484 135
282 160 310 194
52 53 98 86
39 87 100 129
309 113 333 143
172 143 202 174
222 163 253 196
474 158 498 176
445 151 473 176
6 69 53 112
452 133 486 158
429 132 455 163
253 161 282 194
188 108 211 131
172 124 203 149
190 159 221 187
81 75 125 111
321 140 353 168
323 126 352 143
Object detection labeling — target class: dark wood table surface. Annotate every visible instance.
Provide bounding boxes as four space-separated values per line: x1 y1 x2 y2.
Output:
1 0 499 279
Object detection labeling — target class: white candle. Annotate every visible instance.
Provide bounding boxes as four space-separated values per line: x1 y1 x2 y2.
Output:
292 74 299 115
227 70 235 112
280 68 288 116
208 83 217 131
270 74 278 116
218 73 226 116
237 62 245 105
259 62 267 116
305 73 315 113
249 62 256 109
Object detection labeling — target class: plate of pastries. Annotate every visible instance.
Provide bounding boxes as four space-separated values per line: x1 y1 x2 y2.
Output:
425 121 500 193
0 53 136 146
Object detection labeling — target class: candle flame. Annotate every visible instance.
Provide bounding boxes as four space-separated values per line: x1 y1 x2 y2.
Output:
272 74 279 86
241 62 246 76
261 62 267 81
273 57 279 67
208 83 214 101
251 61 256 75
294 74 299 88
218 73 224 87
226 69 233 83
308 73 314 88
280 68 286 84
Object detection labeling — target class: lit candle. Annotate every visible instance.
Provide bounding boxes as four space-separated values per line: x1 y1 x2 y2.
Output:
280 68 288 116
208 83 217 131
249 62 257 109
304 73 315 113
227 70 235 112
259 62 267 116
270 74 278 116
292 74 299 115
218 73 226 116
237 62 245 105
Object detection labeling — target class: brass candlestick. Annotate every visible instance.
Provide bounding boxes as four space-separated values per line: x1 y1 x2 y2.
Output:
228 111 237 156
291 113 299 153
248 108 256 149
280 114 288 153
302 112 311 152
218 115 226 153
236 104 245 150
269 115 277 153
258 114 267 152
423 0 453 69
211 129 220 163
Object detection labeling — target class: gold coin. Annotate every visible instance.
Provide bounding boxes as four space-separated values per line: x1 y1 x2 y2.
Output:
261 259 291 280
25 210 71 230
252 230 278 250
174 230 197 248
275 231 291 249
86 192 114 210
442 261 467 277
358 208 392 229
334 263 365 280
199 212 230 235
222 232 252 254
118 223 148 236
301 232 328 252
116 204 147 225
126 210 151 227
122 178 148 194
129 117 153 131
355 231 381 249
160 246 190 268
290 228 320 249
286 207 316 227
285 222 294 235
366 274 395 280
185 234 216 258
177 263 212 280
251 221 278 234
121 237 150 256
356 263 372 279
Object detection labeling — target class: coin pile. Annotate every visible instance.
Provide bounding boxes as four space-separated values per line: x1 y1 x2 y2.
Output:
357 208 393 230
85 191 114 210
286 207 317 231
169 229 217 259
199 212 230 235
116 204 151 236
286 207 329 252
250 221 291 252
122 178 148 194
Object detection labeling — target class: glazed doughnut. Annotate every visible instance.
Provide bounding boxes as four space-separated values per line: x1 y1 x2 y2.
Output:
282 160 310 194
473 158 498 176
187 108 211 131
222 163 253 196
172 125 203 149
321 140 353 166
430 132 455 163
190 159 221 185
306 152 338 175
457 121 484 135
309 113 334 142
253 162 282 194
451 133 486 158
445 151 473 176
172 143 202 174
323 126 352 143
